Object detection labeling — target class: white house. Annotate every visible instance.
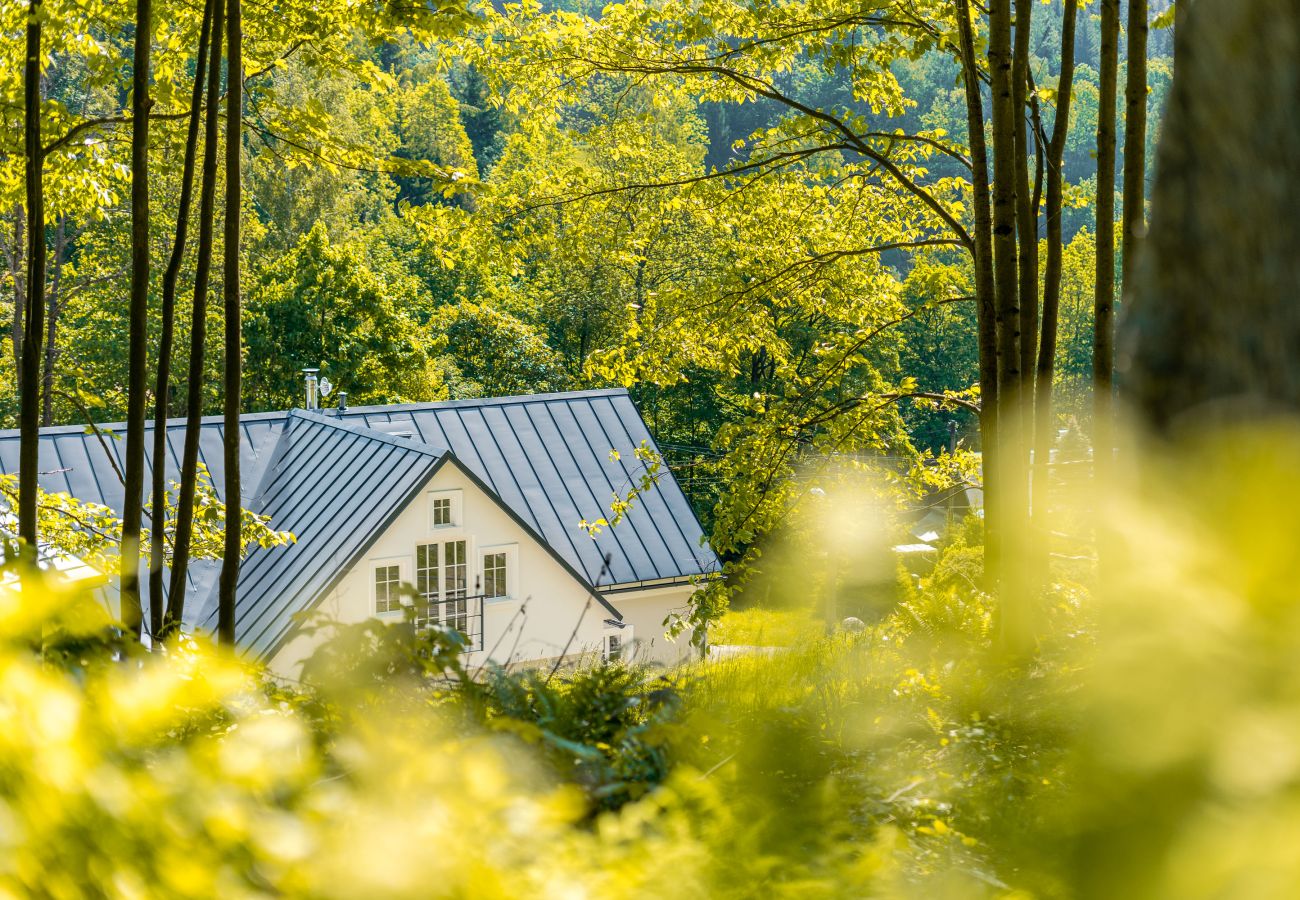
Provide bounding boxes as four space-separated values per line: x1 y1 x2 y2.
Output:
0 389 719 675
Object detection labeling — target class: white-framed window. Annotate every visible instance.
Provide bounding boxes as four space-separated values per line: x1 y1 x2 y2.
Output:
373 562 405 615
417 539 469 633
603 627 631 663
480 544 517 601
483 552 508 598
428 490 462 530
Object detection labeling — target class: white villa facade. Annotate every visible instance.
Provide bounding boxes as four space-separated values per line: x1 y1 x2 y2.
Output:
0 389 718 675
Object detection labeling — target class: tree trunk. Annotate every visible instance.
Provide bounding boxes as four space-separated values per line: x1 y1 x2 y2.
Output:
120 0 155 640
988 0 1021 397
19 0 46 553
218 0 243 646
5 208 24 380
1122 0 1149 287
1013 0 1039 390
990 0 1035 634
41 215 64 427
1094 0 1120 480
150 0 214 639
165 0 225 639
956 0 1002 579
1034 0 1079 516
1121 0 1300 429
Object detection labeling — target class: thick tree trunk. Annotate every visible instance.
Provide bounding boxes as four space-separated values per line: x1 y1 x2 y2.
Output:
1122 0 1149 287
1035 0 1079 508
149 0 214 639
41 215 64 427
120 0 155 639
956 0 1001 576
1094 0 1120 479
218 0 243 646
165 0 225 639
1122 0 1300 428
19 0 46 553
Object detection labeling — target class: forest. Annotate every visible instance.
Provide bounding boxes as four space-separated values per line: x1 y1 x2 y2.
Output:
5 0 1300 895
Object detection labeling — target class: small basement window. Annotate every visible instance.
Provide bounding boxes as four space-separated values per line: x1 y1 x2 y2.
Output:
605 633 623 662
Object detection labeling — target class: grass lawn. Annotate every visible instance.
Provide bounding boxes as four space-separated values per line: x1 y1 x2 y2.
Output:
708 606 827 647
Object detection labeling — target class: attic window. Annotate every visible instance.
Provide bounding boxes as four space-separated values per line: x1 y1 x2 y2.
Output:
428 490 462 529
432 498 452 526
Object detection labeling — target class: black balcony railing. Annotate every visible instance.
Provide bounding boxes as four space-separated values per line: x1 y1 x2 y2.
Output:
413 594 485 652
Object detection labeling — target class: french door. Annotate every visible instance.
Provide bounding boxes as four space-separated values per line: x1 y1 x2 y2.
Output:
416 539 469 634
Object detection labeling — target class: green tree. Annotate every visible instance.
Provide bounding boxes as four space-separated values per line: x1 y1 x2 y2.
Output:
244 223 446 409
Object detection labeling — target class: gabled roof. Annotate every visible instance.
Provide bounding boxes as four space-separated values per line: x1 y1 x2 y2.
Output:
200 411 444 658
0 389 718 649
336 390 718 588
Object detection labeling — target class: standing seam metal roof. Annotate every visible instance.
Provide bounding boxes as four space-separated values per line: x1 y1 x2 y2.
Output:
0 389 719 651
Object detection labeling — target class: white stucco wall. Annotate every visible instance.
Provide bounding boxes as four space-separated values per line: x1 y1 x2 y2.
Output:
267 460 695 679
606 584 700 667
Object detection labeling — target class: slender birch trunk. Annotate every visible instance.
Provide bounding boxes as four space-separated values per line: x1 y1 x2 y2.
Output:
165 0 225 639
149 0 214 638
1122 0 1149 287
217 0 243 646
41 215 63 427
956 0 1001 580
120 0 155 639
1034 0 1079 514
1095 0 1120 478
19 0 46 553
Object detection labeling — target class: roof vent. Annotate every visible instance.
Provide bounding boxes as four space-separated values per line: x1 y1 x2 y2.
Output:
302 368 333 410
302 368 319 409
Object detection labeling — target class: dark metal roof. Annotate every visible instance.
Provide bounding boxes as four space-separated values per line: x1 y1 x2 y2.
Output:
200 411 445 658
0 389 718 648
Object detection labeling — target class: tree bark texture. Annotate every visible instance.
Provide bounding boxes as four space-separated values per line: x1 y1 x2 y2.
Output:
1121 0 1300 430
120 0 155 639
1122 0 1149 287
150 0 214 639
19 0 46 552
1094 0 1120 466
1035 0 1079 488
956 0 1002 573
166 0 225 638
218 0 243 646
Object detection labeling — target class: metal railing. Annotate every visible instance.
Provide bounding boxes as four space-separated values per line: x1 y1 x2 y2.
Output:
413 594 485 652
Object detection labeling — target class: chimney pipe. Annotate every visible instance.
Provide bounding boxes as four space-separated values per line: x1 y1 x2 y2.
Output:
302 368 320 410
337 391 348 413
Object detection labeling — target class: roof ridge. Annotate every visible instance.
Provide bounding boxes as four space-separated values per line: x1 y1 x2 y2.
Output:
337 387 630 415
0 388 633 439
286 409 447 458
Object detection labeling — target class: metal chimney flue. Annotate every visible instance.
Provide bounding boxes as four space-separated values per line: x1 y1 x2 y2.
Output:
302 368 320 409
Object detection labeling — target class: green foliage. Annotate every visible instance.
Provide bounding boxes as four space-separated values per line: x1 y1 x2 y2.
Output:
0 461 292 574
708 606 825 648
245 223 447 408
